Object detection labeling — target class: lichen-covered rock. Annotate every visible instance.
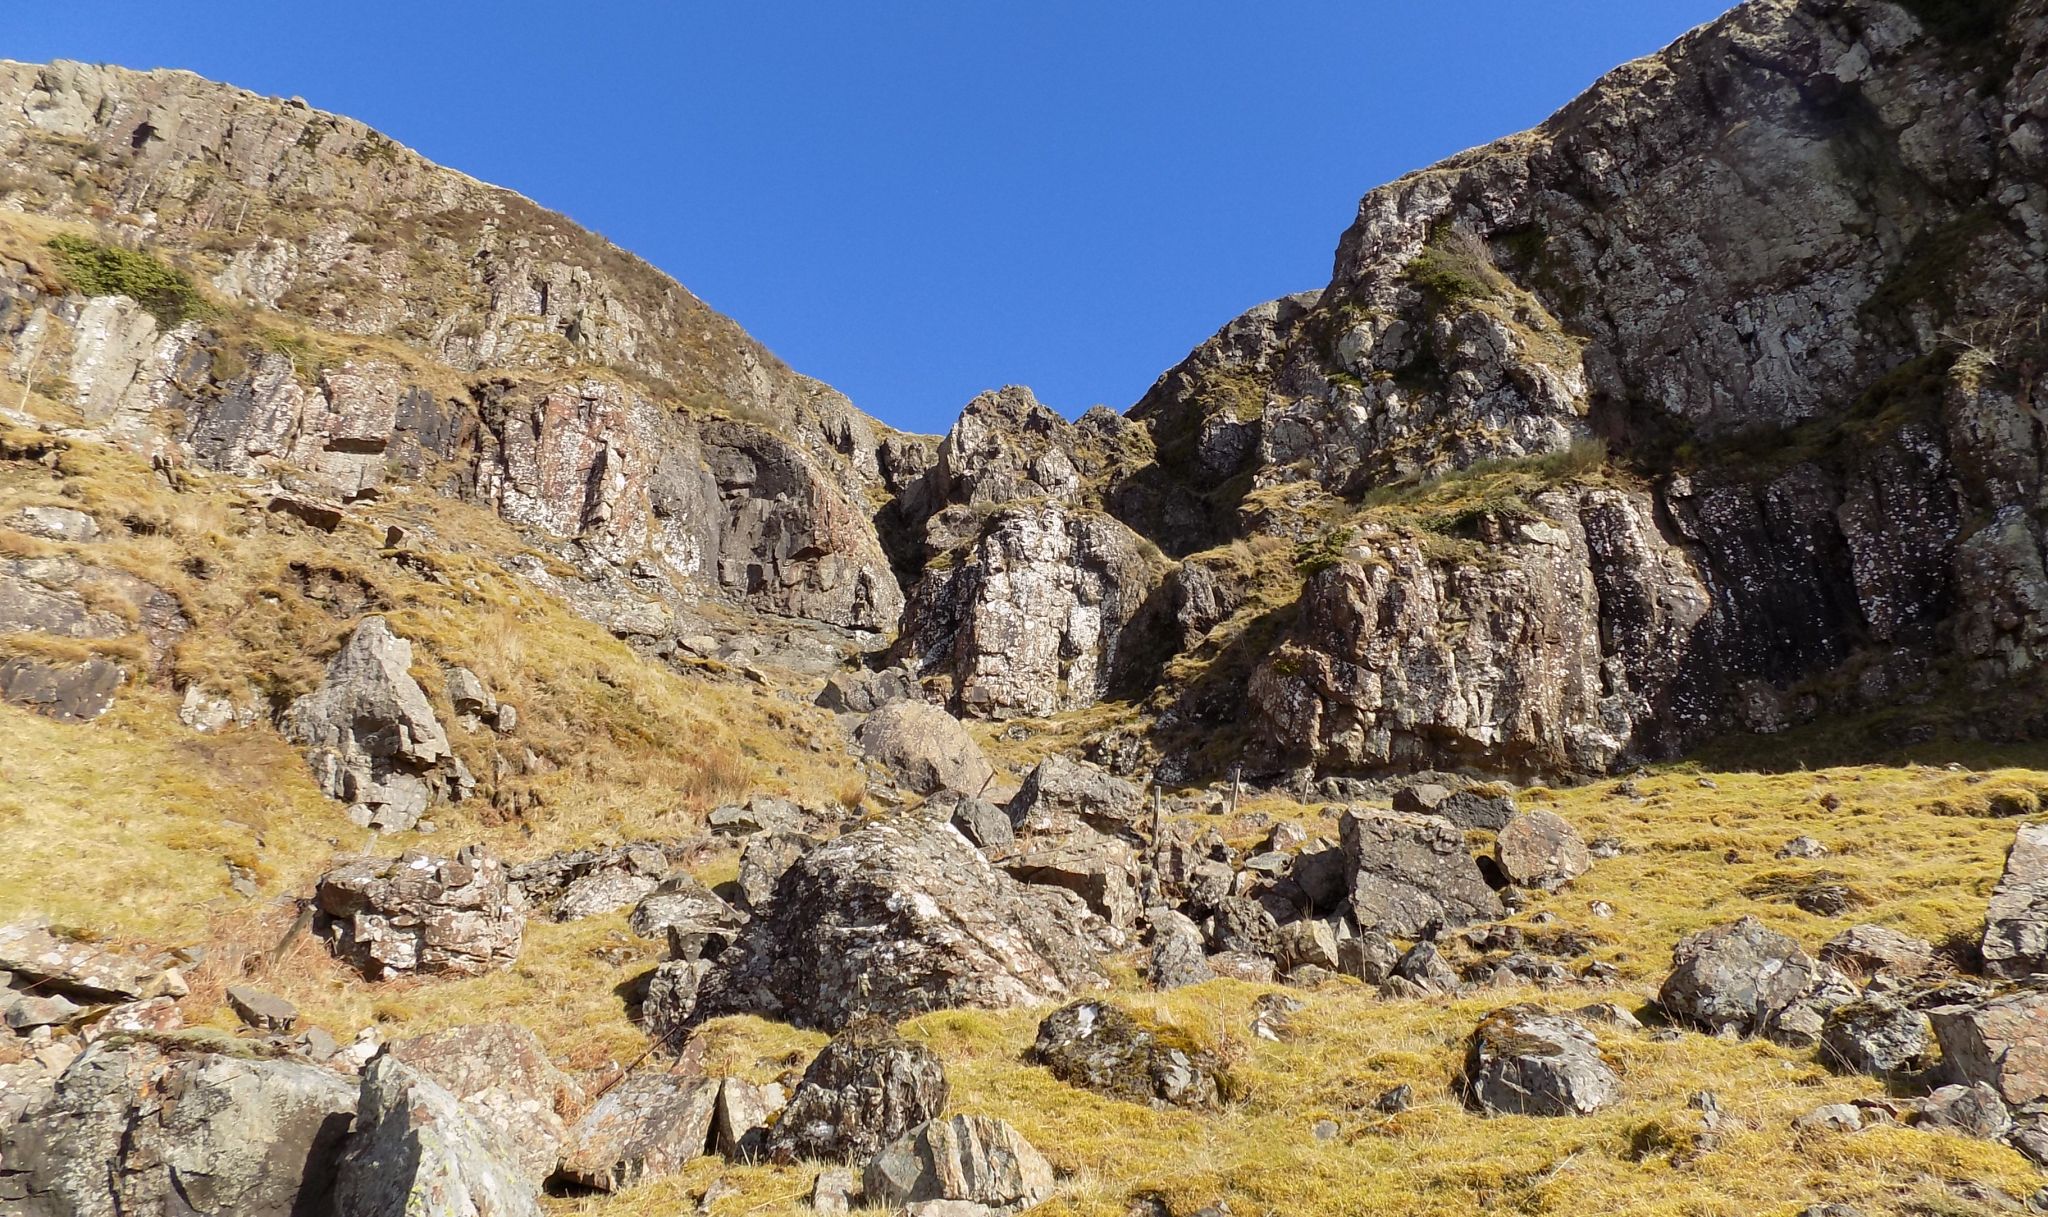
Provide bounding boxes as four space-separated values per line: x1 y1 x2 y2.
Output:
640 958 711 1048
691 817 1105 1030
1494 810 1590 890
766 1018 948 1163
383 1023 580 1186
1659 917 1816 1037
627 871 743 942
1982 822 2048 980
0 1042 357 1217
281 616 457 831
557 1073 720 1193
1031 999 1227 1110
314 845 524 979
863 1114 1054 1214
1819 1000 1930 1078
1340 809 1502 937
856 701 998 796
735 830 818 912
1462 1006 1619 1117
1915 1082 2014 1142
999 827 1142 943
333 1056 541 1217
0 921 178 1002
1147 909 1214 990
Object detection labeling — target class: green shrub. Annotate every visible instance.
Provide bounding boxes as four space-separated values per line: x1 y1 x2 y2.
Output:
1404 229 1508 307
46 234 207 327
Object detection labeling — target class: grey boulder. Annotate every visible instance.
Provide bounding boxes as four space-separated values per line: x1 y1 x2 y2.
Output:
1658 916 1816 1037
1462 1006 1620 1117
333 1055 540 1217
862 1114 1054 1213
1340 809 1502 937
856 701 997 796
766 1017 949 1163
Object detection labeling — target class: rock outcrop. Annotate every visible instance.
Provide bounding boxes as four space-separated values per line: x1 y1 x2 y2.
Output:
281 616 460 831
314 846 525 979
691 817 1105 1029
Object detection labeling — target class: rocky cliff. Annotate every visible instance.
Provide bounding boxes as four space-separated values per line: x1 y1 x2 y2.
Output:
4 0 2047 789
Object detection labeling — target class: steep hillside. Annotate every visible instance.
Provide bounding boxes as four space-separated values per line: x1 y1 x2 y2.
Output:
4 4 2048 1217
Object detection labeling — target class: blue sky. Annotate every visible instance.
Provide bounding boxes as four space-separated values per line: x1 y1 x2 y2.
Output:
9 2 1731 435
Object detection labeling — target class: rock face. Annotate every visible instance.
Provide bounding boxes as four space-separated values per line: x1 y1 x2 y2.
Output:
0 1043 358 1217
691 817 1104 1030
281 616 458 831
0 61 907 647
862 1114 1055 1214
333 1056 541 1217
766 1018 948 1163
1340 809 1503 937
1462 1007 1620 1117
1659 917 1817 1037
1031 1000 1225 1110
856 702 998 797
1983 822 2048 980
314 846 525 979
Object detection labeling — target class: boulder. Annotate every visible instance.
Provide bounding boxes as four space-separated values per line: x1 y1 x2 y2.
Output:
315 846 524 979
225 985 298 1033
383 1023 580 1185
1915 1082 2013 1141
333 1056 540 1217
1462 1006 1620 1117
862 1114 1054 1214
1394 941 1461 993
1340 809 1502 937
1765 964 1861 1050
556 1072 720 1192
0 1043 357 1217
627 871 743 942
1338 932 1399 984
1276 919 1342 974
765 1018 948 1163
1006 755 1145 839
735 830 818 912
817 662 920 714
1205 896 1279 958
1493 811 1591 891
0 921 177 1002
1930 989 2048 1106
1031 1000 1226 1110
856 701 997 796
1147 909 1214 990
1819 1000 1930 1077
1396 781 1518 831
692 817 1104 1030
281 616 456 831
711 1077 784 1162
1658 916 1816 1037
999 827 1142 941
1982 822 2048 980
934 790 1013 851
1818 924 1940 980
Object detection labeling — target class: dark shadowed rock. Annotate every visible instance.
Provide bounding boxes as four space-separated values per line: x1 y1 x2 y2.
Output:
1494 811 1591 891
692 817 1104 1030
1031 1000 1226 1110
1395 941 1461 993
1462 1006 1619 1117
557 1073 719 1192
862 1114 1054 1213
1819 1000 1930 1077
0 656 124 723
856 701 997 796
383 1023 580 1185
281 615 457 830
0 1042 357 1217
1340 809 1502 937
1659 916 1816 1037
766 1018 948 1163
315 845 524 979
1982 822 2048 980
333 1056 540 1217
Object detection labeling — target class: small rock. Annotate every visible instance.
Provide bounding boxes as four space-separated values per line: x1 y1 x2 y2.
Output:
1588 836 1624 859
1311 1118 1339 1141
1777 835 1828 860
1374 1084 1413 1114
1393 942 1460 993
1147 909 1213 990
1915 1082 2013 1141
811 1166 858 1214
557 1073 720 1193
1658 916 1816 1037
1793 1103 1864 1134
225 985 299 1033
1819 1000 1928 1077
1575 1002 1643 1031
1032 1000 1225 1110
1818 924 1939 979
